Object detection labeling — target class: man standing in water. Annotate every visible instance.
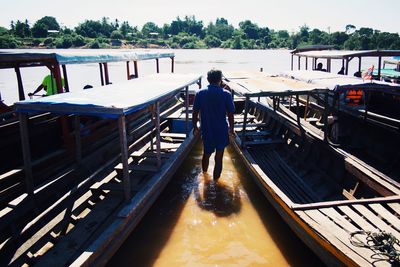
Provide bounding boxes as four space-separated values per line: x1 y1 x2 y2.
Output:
192 69 235 180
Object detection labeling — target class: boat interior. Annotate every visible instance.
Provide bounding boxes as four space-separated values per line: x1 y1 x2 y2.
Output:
0 89 196 266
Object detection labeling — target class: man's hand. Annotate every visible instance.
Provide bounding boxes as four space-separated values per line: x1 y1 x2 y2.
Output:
229 128 236 137
193 125 200 135
28 93 33 96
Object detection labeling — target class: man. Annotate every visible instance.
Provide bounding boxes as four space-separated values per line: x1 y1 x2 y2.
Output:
192 69 235 181
29 74 64 97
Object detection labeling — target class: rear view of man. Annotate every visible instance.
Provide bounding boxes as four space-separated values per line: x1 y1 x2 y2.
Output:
192 69 235 180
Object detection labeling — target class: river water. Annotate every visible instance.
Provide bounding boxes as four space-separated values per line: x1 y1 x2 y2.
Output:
107 142 323 266
0 48 380 265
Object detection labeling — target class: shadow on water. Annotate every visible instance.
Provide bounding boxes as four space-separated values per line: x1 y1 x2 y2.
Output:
193 173 241 217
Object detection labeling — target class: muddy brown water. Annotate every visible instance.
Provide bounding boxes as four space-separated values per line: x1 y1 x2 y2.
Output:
107 142 324 266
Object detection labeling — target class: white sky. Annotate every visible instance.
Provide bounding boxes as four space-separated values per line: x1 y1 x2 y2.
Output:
1 0 400 33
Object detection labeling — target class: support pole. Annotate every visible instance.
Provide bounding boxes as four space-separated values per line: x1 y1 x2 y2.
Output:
74 116 82 164
62 65 70 92
156 58 160 73
118 115 131 201
103 63 110 85
323 91 329 142
304 94 310 120
298 56 301 70
15 67 25 101
155 102 161 169
345 58 350 75
241 96 249 147
53 63 63 94
358 57 362 73
170 57 174 73
291 55 294 71
19 113 34 196
99 63 104 86
185 86 189 136
134 61 139 78
378 56 382 80
126 61 130 80
305 57 308 70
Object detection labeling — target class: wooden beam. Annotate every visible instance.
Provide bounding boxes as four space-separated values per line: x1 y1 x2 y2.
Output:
134 61 138 78
156 58 160 73
74 116 82 164
62 64 70 92
19 113 34 196
103 63 110 85
15 66 25 101
185 86 189 135
170 57 174 73
291 55 294 71
53 62 63 94
126 61 130 80
155 102 161 169
241 96 249 147
118 115 131 201
378 56 382 80
99 63 104 86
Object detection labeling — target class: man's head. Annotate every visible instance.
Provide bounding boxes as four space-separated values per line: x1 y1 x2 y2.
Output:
207 69 222 85
317 63 323 69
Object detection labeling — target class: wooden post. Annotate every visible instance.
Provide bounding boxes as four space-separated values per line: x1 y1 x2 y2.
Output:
241 95 249 147
62 65 70 92
126 61 130 80
53 63 63 94
19 113 34 196
103 63 110 85
118 115 131 201
378 56 382 80
74 116 82 164
295 94 301 125
298 56 301 70
134 61 138 78
323 91 329 142
305 57 308 70
99 63 104 86
155 102 162 169
345 58 350 75
289 95 292 109
156 58 160 73
185 86 189 136
15 67 25 101
170 57 174 73
358 57 362 73
291 55 294 71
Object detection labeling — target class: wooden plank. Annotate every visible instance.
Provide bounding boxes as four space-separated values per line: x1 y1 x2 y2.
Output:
338 206 377 232
320 207 359 233
35 195 123 267
369 203 400 231
118 115 131 201
160 132 186 138
352 204 400 240
296 210 372 266
244 139 284 146
388 203 400 216
114 163 158 173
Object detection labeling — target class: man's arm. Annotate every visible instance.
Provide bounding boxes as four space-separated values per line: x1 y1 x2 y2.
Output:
29 84 45 96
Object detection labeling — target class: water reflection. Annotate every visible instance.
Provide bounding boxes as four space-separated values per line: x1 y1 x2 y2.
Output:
193 173 241 217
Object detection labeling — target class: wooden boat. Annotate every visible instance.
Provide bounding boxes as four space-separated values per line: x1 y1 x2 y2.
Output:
0 73 202 266
0 50 175 212
225 70 400 183
225 71 400 266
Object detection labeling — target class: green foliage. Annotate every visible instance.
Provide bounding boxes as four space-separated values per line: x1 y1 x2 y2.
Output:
35 16 60 31
0 26 8 36
72 35 86 47
31 22 48 38
14 20 31 38
110 30 123 40
141 22 160 38
89 40 100 49
204 35 221 48
0 35 19 48
55 35 73 48
44 37 54 46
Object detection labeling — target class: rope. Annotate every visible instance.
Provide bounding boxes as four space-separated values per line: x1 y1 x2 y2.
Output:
350 230 400 265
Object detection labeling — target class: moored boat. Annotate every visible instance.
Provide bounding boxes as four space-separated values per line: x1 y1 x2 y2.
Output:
0 72 202 266
225 71 400 265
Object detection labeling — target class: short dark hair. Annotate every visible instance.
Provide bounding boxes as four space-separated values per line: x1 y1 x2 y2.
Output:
207 69 222 84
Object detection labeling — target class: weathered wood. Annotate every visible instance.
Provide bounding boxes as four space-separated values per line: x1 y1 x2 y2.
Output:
369 203 400 231
118 115 131 201
18 113 34 196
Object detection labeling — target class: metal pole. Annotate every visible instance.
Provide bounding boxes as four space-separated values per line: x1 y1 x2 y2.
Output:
291 55 294 71
378 56 382 80
134 61 139 78
126 61 130 80
103 63 110 85
171 57 175 73
19 113 34 196
118 115 131 201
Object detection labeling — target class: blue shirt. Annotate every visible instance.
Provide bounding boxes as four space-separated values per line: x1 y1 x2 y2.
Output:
193 84 235 149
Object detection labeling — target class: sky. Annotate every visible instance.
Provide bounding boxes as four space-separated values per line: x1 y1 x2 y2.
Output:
1 0 400 34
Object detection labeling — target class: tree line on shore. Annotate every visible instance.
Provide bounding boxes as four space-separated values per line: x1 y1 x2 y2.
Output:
1 15 400 50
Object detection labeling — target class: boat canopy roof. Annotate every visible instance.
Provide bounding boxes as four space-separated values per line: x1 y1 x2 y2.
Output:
282 70 400 94
384 59 400 65
15 73 201 118
224 71 326 97
0 49 174 68
291 50 400 59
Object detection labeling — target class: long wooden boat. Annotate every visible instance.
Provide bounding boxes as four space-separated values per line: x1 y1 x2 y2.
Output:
225 71 400 266
225 70 400 184
0 73 202 266
0 50 175 213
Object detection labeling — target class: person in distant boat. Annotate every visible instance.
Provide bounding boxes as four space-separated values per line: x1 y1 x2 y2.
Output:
337 67 345 75
83 84 93 90
192 69 235 181
29 74 65 97
315 63 327 72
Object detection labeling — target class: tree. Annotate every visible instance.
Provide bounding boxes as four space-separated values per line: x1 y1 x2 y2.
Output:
239 20 259 39
141 22 160 37
14 20 31 38
75 20 102 38
31 22 48 38
110 30 123 40
35 16 60 31
345 24 356 34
